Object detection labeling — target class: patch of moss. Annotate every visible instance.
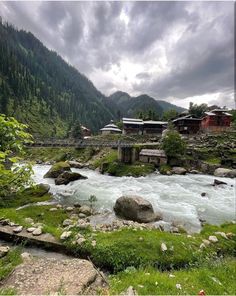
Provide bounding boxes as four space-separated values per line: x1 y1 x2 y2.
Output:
159 164 171 175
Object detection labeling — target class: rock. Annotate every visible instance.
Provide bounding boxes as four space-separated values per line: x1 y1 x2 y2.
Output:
214 168 236 178
49 207 57 212
201 192 207 197
189 169 199 174
213 179 227 186
32 228 42 236
13 226 23 233
77 237 86 245
21 252 32 262
74 202 81 208
70 214 79 220
68 161 84 168
114 195 157 223
120 286 138 296
171 167 187 175
44 162 71 178
66 206 74 212
161 243 168 252
79 205 92 216
27 227 36 233
36 183 50 196
208 235 218 243
63 219 73 227
55 171 87 185
0 218 10 226
56 204 62 209
200 243 206 249
215 232 228 239
24 217 34 224
78 213 87 219
60 231 72 240
91 240 96 247
0 245 10 258
202 239 210 246
22 183 50 197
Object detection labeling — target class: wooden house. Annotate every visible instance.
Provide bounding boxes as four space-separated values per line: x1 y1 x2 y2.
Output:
201 109 232 132
122 118 144 135
122 118 167 135
139 149 167 166
172 115 201 134
143 120 168 135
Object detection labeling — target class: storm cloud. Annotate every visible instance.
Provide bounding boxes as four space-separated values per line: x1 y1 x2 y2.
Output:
0 1 234 108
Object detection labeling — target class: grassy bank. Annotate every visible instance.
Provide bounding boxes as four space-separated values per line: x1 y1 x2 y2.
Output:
109 257 236 295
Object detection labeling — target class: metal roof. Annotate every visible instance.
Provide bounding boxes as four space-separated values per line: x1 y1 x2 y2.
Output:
143 120 168 125
122 117 143 122
100 127 122 132
140 149 166 157
173 115 201 122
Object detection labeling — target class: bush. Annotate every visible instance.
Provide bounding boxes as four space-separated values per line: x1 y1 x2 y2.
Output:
161 129 186 158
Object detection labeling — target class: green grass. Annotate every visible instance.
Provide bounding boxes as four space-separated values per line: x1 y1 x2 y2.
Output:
109 257 236 295
0 205 69 238
0 248 22 281
0 184 52 208
65 223 236 273
204 157 221 165
25 147 92 162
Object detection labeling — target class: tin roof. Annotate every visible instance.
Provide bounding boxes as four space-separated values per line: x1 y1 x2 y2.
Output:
143 120 168 125
172 115 201 122
140 149 166 157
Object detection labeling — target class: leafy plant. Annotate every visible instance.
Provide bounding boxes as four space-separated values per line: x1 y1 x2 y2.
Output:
161 128 186 158
88 194 97 210
0 114 33 197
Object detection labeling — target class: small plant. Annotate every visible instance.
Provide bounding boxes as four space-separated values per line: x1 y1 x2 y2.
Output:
88 194 97 210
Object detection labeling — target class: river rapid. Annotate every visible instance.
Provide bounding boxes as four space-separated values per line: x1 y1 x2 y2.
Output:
33 165 235 233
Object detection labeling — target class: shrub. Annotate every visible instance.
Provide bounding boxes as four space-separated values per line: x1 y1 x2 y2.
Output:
161 129 186 158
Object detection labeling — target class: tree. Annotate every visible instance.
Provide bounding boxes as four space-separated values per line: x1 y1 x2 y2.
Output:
161 128 186 158
0 114 33 197
70 120 82 139
189 102 208 118
162 109 179 121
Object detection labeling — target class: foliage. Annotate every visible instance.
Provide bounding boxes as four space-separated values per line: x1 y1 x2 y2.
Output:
136 109 160 120
109 257 236 295
162 109 179 121
161 129 186 158
0 114 33 197
0 248 22 281
69 120 82 139
189 102 208 118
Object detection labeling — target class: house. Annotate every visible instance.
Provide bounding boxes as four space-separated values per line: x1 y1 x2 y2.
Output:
172 115 201 134
139 149 167 165
100 120 122 135
201 109 232 132
122 118 167 135
143 120 168 134
81 125 91 138
122 118 143 135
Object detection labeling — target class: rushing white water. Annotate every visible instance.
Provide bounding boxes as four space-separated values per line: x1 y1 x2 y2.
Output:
33 165 236 233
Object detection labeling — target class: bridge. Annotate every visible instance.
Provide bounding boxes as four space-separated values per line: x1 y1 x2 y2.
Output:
28 138 160 148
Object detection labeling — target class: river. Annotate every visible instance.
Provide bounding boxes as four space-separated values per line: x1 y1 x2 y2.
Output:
33 165 235 233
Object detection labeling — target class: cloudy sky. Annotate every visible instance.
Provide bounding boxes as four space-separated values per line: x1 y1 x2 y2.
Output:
0 1 234 108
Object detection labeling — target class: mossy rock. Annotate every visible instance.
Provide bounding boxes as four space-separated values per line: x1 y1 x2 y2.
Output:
44 162 71 178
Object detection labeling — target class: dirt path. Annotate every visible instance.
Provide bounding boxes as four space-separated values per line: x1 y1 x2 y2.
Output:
2 255 106 295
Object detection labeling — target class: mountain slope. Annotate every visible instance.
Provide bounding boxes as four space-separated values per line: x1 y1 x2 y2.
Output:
0 22 115 137
109 91 185 118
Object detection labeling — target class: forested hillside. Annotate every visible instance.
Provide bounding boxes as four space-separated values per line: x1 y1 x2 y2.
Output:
0 21 185 138
0 22 115 137
109 91 185 119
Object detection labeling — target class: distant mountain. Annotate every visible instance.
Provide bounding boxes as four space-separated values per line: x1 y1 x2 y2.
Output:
0 22 116 137
109 91 185 119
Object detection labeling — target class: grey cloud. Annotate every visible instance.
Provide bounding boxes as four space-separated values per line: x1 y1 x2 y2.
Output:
0 1 234 107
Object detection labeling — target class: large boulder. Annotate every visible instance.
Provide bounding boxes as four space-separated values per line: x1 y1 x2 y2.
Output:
55 171 87 185
44 162 71 178
22 183 50 197
114 195 158 223
214 168 236 178
171 167 187 175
